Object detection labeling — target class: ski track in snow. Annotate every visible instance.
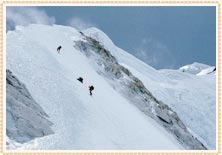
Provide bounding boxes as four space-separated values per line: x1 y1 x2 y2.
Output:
7 25 183 150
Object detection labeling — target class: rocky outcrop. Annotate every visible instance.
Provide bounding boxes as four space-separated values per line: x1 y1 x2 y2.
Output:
6 70 54 143
74 34 207 150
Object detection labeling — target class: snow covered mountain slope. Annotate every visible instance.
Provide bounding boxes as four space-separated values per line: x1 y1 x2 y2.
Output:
82 27 216 149
7 24 183 150
178 62 214 75
196 66 216 76
6 24 215 150
74 33 206 150
6 69 53 144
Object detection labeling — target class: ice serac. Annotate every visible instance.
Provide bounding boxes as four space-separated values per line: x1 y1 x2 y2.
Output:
6 69 54 143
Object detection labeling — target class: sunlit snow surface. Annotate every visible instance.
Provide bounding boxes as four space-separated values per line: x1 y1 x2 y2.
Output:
6 24 215 150
83 27 216 149
178 62 211 75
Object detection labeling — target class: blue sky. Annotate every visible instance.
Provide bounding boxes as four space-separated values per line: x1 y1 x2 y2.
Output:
6 6 216 69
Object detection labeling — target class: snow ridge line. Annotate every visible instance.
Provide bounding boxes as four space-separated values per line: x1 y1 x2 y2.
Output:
75 32 207 150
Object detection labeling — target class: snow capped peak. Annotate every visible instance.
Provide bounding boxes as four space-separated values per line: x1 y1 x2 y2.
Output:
82 26 158 75
83 27 103 34
82 27 116 51
179 62 212 75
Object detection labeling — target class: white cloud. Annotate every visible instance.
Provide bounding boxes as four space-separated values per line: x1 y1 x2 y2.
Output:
134 38 175 69
6 6 56 30
67 17 96 30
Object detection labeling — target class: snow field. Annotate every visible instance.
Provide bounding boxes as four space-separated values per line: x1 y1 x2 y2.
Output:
7 24 183 150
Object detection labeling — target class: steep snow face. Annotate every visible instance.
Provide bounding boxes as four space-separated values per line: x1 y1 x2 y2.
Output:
7 24 183 150
6 70 53 144
75 34 206 150
82 28 216 149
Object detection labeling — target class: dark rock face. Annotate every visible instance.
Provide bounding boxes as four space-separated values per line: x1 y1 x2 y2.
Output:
74 34 207 150
6 69 54 143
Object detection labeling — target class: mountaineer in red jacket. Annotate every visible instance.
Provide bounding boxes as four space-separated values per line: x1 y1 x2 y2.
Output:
89 85 94 96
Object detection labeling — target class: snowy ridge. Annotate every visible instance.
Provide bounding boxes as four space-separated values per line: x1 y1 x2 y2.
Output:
6 24 215 150
178 62 215 76
82 27 215 149
75 33 207 149
82 27 116 52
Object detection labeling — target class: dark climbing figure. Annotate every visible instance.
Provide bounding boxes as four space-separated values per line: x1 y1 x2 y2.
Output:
89 85 94 96
57 46 62 54
77 77 83 83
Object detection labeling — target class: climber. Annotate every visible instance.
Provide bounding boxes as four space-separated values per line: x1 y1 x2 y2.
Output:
77 77 83 83
89 85 94 96
57 46 62 53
